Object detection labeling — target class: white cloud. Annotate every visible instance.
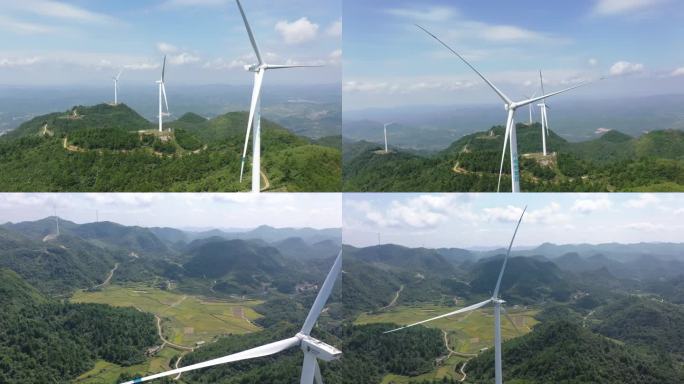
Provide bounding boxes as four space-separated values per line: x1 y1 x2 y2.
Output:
275 17 319 44
347 195 470 229
483 205 525 223
588 58 598 66
0 15 55 34
624 193 660 208
157 42 179 54
386 6 458 22
572 198 613 213
326 20 342 37
0 56 42 67
609 61 644 76
671 67 684 77
592 0 667 16
623 222 665 231
84 193 164 208
4 0 118 24
483 203 566 225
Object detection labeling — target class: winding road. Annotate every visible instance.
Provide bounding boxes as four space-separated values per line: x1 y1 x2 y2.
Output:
260 170 270 191
382 285 404 310
92 263 118 289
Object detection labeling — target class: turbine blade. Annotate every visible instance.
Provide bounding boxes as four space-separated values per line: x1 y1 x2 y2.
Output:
239 70 265 183
161 83 169 114
116 69 123 80
235 0 263 65
384 298 492 334
539 70 546 100
301 352 317 384
265 64 324 69
161 55 166 82
518 80 596 108
492 206 527 299
415 24 512 105
301 250 342 335
501 306 521 336
496 110 514 192
120 336 300 384
314 359 324 384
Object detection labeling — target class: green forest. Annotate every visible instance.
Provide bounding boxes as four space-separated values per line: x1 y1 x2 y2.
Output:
0 103 341 192
343 123 684 192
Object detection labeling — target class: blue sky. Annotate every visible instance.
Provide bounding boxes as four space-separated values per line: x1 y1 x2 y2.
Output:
0 0 341 85
0 193 342 229
344 193 684 248
343 0 684 110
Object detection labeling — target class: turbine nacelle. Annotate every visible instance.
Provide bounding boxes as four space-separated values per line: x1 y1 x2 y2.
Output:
244 63 261 72
298 334 343 362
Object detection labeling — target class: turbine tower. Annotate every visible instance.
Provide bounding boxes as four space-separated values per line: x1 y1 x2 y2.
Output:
112 69 123 105
236 0 321 193
524 92 536 125
156 56 170 132
385 208 526 384
537 71 551 156
54 207 60 236
122 251 343 384
383 122 395 153
416 25 596 192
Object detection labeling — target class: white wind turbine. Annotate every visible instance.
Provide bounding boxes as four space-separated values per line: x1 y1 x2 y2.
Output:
537 71 551 156
385 208 526 384
156 56 170 132
416 25 596 192
121 251 343 384
383 122 395 153
236 0 322 193
524 92 536 126
112 69 123 105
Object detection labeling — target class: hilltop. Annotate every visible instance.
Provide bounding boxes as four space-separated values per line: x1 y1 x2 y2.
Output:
343 123 684 192
0 103 341 192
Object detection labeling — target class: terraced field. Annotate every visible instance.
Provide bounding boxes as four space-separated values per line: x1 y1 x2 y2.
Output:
356 303 539 383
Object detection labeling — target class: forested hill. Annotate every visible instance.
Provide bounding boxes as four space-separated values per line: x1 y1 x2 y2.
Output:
0 103 341 192
467 320 683 384
343 123 683 192
0 268 157 383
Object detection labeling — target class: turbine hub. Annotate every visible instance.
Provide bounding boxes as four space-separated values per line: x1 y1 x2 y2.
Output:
297 334 342 362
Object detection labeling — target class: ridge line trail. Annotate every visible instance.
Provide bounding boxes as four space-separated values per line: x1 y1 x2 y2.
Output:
92 263 118 289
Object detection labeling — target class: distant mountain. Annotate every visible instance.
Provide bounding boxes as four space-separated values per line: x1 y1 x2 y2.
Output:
273 237 339 260
468 256 573 302
345 244 457 277
0 227 117 295
467 320 683 384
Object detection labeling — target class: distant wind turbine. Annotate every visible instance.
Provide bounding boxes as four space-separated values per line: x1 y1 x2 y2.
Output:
112 69 123 105
156 56 170 132
524 92 536 125
54 207 60 236
121 251 343 384
385 207 526 384
236 0 322 193
416 25 598 192
383 122 395 153
537 71 551 156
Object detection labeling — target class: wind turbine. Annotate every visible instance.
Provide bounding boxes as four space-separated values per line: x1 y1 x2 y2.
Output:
236 0 322 193
385 208 526 384
524 92 536 126
54 207 60 236
537 71 551 156
156 56 170 132
112 69 123 105
121 251 343 384
416 25 596 192
383 122 395 153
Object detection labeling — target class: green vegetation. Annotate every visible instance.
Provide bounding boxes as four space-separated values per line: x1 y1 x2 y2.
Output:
343 124 684 192
0 104 341 192
0 269 157 383
467 321 683 384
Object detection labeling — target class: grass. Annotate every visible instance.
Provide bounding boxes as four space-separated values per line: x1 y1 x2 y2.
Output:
356 303 539 383
71 283 263 346
71 283 265 383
